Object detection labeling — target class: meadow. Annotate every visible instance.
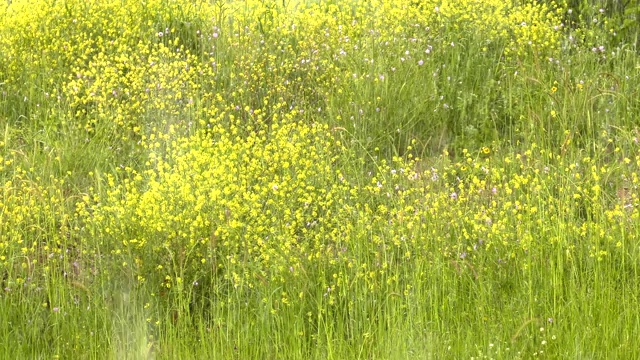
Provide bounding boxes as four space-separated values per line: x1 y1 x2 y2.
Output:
0 0 639 358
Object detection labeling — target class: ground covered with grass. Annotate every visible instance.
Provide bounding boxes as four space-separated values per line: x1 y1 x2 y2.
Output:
1 0 639 358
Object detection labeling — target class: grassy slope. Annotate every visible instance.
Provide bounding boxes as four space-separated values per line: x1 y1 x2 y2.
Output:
0 0 639 358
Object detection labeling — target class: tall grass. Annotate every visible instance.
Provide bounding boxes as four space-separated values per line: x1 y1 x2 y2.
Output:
0 0 639 358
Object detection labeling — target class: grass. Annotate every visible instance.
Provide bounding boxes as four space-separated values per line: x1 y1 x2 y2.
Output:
0 0 639 358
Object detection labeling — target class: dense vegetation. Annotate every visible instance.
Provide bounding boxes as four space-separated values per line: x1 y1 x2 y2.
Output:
0 0 638 358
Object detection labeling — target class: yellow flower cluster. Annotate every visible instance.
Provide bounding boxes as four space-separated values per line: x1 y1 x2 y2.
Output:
82 111 352 289
425 146 640 263
0 0 216 138
0 168 71 288
435 0 564 57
